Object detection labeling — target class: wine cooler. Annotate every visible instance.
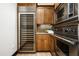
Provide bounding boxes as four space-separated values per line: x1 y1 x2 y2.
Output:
18 13 35 52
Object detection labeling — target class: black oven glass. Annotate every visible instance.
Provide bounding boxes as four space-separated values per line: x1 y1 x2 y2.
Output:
69 3 73 13
57 39 69 56
69 3 78 17
57 8 64 19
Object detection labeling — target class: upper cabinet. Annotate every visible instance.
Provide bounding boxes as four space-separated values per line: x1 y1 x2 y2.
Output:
36 7 44 24
36 7 54 24
44 7 54 24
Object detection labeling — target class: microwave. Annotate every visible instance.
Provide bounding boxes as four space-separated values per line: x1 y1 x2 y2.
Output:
68 3 78 17
56 4 67 22
56 3 78 23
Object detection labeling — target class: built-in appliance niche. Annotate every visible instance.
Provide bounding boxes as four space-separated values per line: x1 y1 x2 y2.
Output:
18 13 35 52
54 20 79 56
56 3 78 23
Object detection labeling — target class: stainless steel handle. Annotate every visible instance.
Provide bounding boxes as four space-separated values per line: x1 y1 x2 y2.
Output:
54 34 77 45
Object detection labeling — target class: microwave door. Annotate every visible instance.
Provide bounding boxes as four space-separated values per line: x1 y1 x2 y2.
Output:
68 3 74 17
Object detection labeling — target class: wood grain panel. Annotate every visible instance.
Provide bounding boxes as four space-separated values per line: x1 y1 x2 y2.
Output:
36 7 54 24
36 34 50 51
36 7 44 24
44 7 53 24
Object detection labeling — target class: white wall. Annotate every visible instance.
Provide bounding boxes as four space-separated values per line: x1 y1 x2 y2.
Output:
0 3 17 56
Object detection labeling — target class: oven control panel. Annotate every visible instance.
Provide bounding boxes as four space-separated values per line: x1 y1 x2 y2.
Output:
54 25 78 40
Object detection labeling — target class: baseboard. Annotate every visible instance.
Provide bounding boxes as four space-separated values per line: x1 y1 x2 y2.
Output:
36 51 50 52
12 51 18 56
50 51 58 56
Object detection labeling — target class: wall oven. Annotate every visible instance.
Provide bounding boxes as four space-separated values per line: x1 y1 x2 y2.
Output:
56 4 67 22
68 3 78 17
56 37 78 56
54 21 79 56
56 38 69 56
56 3 78 23
54 3 79 56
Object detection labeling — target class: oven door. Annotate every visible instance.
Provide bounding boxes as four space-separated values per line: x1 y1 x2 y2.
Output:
56 37 78 56
56 38 69 56
68 3 78 17
56 4 68 23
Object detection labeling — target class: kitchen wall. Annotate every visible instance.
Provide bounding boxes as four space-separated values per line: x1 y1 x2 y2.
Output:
36 24 53 32
0 3 17 56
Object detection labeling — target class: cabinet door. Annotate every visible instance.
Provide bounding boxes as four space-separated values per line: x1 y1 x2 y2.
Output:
36 7 44 24
44 8 53 24
36 7 54 24
36 38 43 51
43 35 50 51
43 38 50 51
36 35 43 51
50 36 55 53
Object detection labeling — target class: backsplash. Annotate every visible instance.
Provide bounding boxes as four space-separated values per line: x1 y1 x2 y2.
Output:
37 24 53 32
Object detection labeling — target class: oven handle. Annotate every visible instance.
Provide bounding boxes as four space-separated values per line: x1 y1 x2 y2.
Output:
54 34 78 45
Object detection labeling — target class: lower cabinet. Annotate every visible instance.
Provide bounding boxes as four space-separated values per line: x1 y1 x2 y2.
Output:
50 35 55 54
36 35 43 51
43 35 50 51
36 34 50 51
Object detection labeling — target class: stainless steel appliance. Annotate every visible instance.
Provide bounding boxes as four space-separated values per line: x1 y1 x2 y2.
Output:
54 20 79 56
54 21 78 40
56 37 78 56
17 4 36 52
56 3 78 23
56 4 68 22
18 12 36 52
54 3 79 56
68 3 78 17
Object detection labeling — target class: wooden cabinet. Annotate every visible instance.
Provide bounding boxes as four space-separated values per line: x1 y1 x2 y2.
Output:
36 34 50 51
44 8 54 24
36 7 54 24
36 7 44 24
36 34 43 51
49 35 55 53
43 35 50 51
36 34 56 55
